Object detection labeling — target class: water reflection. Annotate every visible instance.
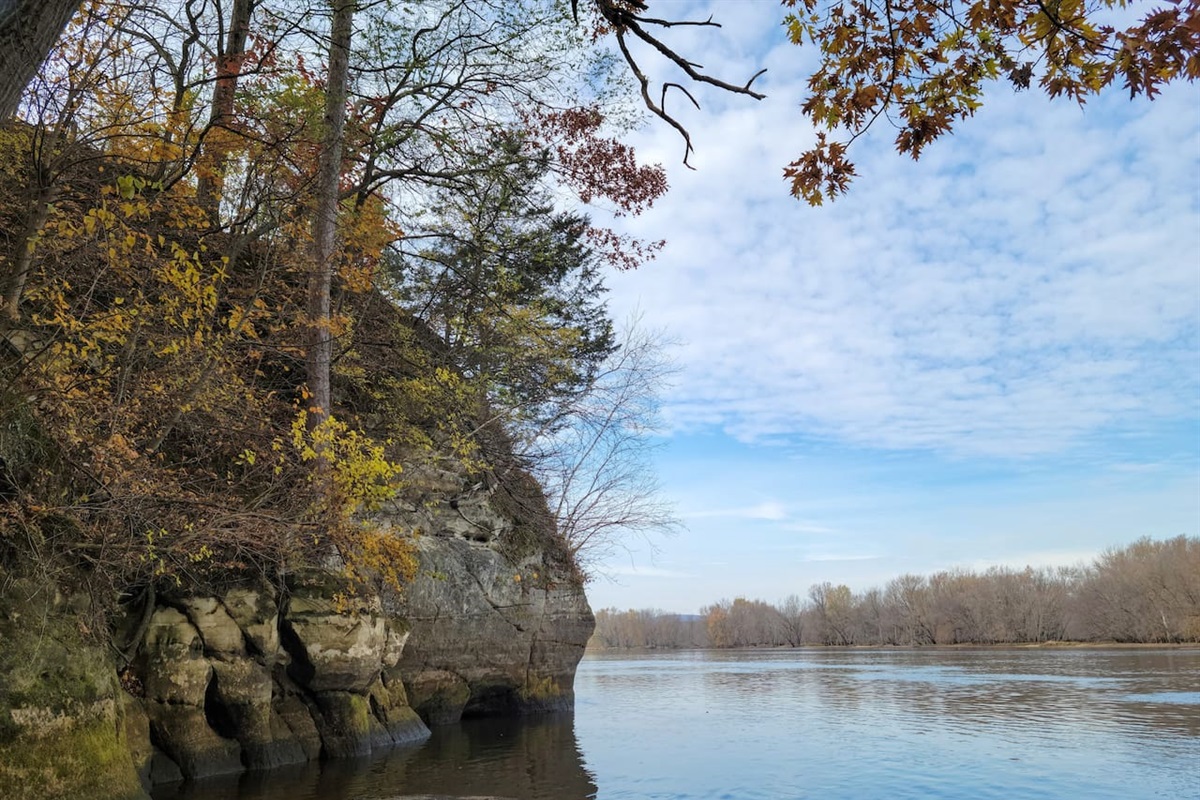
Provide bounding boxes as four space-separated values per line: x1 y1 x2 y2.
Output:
152 712 597 800
154 650 1200 800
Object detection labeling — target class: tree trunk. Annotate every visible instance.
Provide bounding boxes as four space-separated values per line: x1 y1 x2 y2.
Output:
1 117 70 320
195 0 256 223
305 0 354 431
0 0 81 120
1 183 56 320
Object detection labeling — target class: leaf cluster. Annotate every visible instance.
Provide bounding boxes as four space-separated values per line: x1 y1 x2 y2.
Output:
782 0 1200 203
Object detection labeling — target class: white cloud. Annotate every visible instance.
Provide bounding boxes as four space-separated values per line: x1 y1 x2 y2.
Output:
779 522 837 535
962 550 1100 573
802 554 884 563
604 564 695 579
682 500 789 521
598 19 1200 459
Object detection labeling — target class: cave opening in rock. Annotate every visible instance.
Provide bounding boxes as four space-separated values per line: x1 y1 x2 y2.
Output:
461 686 518 718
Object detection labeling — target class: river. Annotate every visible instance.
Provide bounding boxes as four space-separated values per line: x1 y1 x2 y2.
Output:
153 647 1200 799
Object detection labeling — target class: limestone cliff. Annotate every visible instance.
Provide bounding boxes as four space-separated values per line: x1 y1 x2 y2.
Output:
391 532 594 725
377 461 594 725
0 474 594 799
0 99 603 800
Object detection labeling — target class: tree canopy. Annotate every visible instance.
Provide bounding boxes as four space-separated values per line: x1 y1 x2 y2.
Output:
593 536 1200 647
0 0 674 599
2 1 1196 204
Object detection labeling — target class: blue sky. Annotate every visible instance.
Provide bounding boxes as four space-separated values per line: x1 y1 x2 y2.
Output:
581 1 1200 613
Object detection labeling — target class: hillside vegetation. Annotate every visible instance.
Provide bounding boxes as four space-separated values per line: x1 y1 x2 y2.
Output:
0 0 669 623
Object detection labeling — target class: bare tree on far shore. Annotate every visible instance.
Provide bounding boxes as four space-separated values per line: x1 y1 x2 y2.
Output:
590 536 1200 648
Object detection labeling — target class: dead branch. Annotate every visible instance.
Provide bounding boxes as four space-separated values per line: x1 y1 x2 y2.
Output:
584 0 766 167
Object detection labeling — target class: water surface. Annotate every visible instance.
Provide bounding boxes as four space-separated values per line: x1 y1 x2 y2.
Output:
153 648 1200 799
574 648 1200 800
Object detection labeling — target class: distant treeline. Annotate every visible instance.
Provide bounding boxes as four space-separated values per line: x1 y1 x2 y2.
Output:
592 536 1200 648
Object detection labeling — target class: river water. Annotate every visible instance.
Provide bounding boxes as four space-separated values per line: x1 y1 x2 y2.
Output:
154 648 1200 799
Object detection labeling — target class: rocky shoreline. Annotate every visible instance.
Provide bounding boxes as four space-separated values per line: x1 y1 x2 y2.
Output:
0 488 593 800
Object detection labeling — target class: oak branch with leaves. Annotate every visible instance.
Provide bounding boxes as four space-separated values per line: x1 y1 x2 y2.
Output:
783 0 1200 203
574 0 1198 202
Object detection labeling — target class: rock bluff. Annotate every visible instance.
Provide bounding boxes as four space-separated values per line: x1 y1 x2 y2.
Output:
0 477 593 799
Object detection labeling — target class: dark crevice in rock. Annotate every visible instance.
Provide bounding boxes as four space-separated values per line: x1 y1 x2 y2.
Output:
218 596 265 658
156 597 192 616
154 698 197 707
278 614 315 689
270 660 328 763
202 672 239 743
368 692 385 725
240 627 263 658
145 714 171 759
117 584 155 667
461 685 518 719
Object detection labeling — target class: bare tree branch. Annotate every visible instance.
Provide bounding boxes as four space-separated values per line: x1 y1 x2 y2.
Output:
585 0 766 167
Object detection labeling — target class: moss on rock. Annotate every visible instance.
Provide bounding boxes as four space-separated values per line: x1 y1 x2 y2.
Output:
518 674 564 706
0 575 145 800
0 713 147 800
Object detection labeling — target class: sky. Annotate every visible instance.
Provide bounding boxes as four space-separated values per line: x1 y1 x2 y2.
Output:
580 1 1200 614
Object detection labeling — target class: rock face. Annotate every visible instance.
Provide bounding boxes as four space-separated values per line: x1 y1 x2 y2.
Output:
0 577 427 798
124 473 592 787
0 476 594 799
0 576 147 800
391 534 594 725
369 465 595 726
133 577 429 783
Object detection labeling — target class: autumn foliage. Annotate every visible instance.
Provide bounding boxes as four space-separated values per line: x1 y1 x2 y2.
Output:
782 0 1200 203
0 0 672 611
